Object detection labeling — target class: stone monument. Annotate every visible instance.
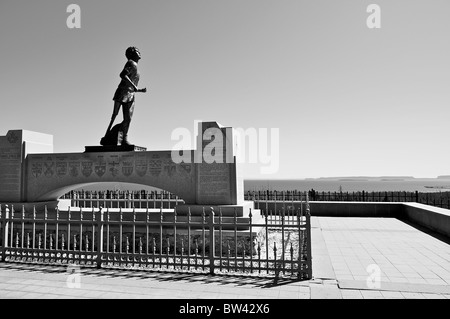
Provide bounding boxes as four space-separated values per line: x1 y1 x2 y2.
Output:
0 121 251 216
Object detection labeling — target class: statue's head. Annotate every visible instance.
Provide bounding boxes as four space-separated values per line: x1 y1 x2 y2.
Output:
125 46 141 62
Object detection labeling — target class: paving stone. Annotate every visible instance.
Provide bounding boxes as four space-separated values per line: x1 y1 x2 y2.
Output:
422 293 446 299
360 290 384 299
401 292 424 299
340 289 364 299
310 284 342 299
380 291 404 299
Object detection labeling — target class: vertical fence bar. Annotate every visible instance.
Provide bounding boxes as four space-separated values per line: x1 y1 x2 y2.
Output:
257 242 261 275
159 207 163 268
43 206 47 251
265 210 269 274
79 207 83 264
265 190 268 216
187 208 191 270
21 206 25 250
226 240 230 272
91 207 95 257
281 208 285 276
146 208 149 257
119 208 123 264
194 238 198 270
180 238 184 270
55 207 59 251
67 207 71 257
290 243 294 276
209 208 215 275
1 205 8 261
173 207 177 269
202 207 206 271
166 236 169 269
219 208 223 272
298 197 303 278
152 238 156 268
234 208 237 272
132 208 136 258
306 193 312 279
249 209 253 274
96 207 103 268
8 206 14 257
274 191 277 214
273 242 277 277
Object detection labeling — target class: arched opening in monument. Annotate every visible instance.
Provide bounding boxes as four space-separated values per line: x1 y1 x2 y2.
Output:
39 182 187 208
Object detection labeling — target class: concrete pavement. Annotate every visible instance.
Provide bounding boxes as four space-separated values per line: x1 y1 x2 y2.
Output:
0 217 449 299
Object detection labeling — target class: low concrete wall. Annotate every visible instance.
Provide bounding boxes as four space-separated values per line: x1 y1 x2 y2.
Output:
402 203 450 238
310 202 403 218
256 201 403 218
310 201 450 237
255 200 450 238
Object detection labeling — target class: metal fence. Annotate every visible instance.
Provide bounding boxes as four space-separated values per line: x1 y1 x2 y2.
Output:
63 189 450 211
61 190 184 209
244 190 450 210
0 202 312 280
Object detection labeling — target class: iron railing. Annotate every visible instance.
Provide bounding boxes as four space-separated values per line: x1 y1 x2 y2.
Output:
244 190 450 210
0 203 312 279
61 190 183 209
64 189 450 211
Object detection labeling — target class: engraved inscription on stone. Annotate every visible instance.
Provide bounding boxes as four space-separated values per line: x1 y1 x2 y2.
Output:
0 143 22 200
44 161 55 177
149 154 162 177
95 156 106 177
121 154 134 177
81 161 93 177
31 162 43 178
135 154 147 177
164 159 177 177
198 163 230 197
6 131 19 144
108 155 120 177
56 162 68 177
69 162 80 177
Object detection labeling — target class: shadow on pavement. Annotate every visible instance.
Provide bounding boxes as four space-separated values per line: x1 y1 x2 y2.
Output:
0 262 306 289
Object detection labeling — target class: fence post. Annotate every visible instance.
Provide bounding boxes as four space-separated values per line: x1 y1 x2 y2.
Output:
209 208 215 275
96 207 104 269
305 193 312 279
1 205 9 262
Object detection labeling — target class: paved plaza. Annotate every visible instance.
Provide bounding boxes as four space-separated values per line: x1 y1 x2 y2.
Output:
0 216 449 299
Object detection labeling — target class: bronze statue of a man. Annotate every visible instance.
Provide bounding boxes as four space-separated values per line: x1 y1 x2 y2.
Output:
101 46 147 146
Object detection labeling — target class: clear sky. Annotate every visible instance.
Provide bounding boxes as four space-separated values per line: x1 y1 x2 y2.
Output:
1 0 449 179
